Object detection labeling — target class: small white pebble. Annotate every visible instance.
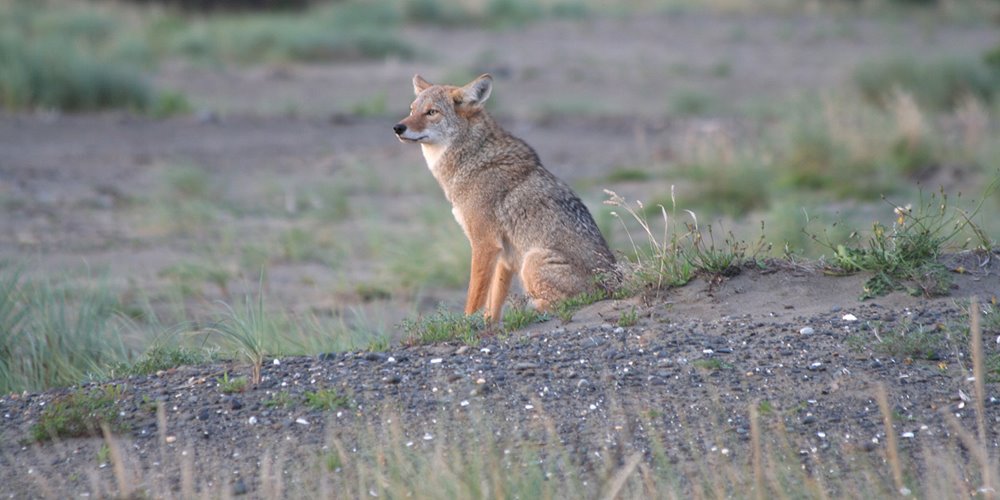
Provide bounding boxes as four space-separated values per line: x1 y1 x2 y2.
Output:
476 378 486 385
430 358 443 364
248 416 257 425
525 404 534 410
423 433 433 441
460 400 470 407
165 436 177 444
800 327 815 335
817 432 826 438
902 432 915 438
842 314 858 321
296 418 309 425
272 359 280 365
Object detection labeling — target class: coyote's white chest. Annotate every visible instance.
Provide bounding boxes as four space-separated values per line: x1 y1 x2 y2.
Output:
421 143 447 173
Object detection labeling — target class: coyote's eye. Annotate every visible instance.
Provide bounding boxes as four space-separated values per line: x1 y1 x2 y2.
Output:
425 109 438 116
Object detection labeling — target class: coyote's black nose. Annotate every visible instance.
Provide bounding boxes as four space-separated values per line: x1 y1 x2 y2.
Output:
393 123 406 135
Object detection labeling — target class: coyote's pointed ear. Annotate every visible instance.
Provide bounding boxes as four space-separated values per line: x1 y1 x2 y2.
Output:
413 74 432 95
460 74 493 107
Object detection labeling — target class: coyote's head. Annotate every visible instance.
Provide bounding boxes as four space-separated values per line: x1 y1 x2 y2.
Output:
393 74 493 146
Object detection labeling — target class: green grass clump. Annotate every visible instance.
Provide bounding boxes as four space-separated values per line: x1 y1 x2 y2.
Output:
0 269 130 394
692 358 733 371
553 290 608 323
303 388 351 411
114 343 214 377
849 319 949 361
264 391 295 409
30 385 128 442
402 308 487 346
206 289 275 385
854 56 1000 111
403 0 586 27
617 306 639 327
171 3 412 64
217 372 248 394
813 187 994 299
502 302 549 331
0 34 151 112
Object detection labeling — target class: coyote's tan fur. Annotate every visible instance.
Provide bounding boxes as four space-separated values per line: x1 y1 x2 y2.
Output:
393 74 616 321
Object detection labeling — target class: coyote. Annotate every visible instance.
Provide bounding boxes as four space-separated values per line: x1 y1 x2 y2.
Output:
393 74 616 321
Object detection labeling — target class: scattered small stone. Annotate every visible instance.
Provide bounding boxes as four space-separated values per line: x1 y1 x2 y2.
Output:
842 314 858 322
232 478 248 496
248 416 258 425
229 398 243 411
716 348 733 354
272 359 280 366
901 432 915 438
830 306 842 313
385 375 402 384
803 415 817 424
514 362 539 371
295 418 309 425
800 327 815 335
430 358 443 364
165 436 177 444
364 352 386 362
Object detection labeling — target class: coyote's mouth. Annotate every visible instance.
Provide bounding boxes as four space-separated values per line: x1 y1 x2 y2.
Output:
398 135 427 143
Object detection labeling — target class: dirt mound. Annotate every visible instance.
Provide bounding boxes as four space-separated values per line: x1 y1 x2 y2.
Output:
2 256 998 497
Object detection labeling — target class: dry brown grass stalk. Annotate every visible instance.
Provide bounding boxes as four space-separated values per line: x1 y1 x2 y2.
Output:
875 383 907 495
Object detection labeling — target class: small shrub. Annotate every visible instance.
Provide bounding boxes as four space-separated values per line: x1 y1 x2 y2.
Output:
812 189 985 299
31 385 128 442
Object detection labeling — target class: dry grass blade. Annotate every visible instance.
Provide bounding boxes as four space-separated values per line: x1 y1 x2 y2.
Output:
874 383 907 495
601 452 643 500
102 424 133 498
969 297 996 498
750 402 764 500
